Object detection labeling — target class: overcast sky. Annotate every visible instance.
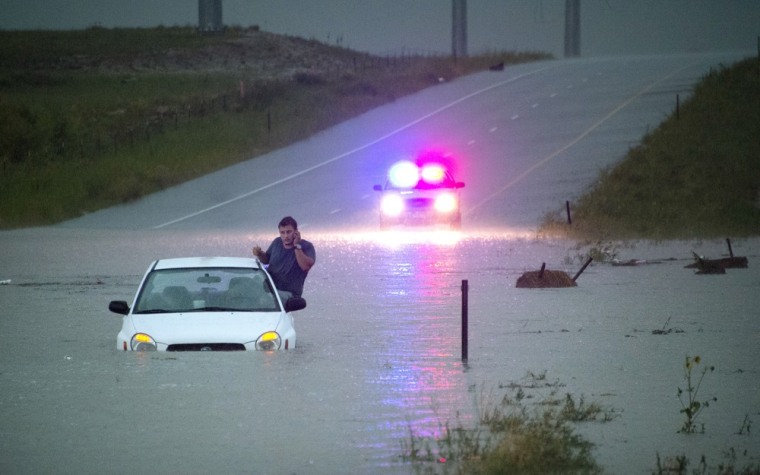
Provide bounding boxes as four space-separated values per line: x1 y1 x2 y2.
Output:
2 1 758 58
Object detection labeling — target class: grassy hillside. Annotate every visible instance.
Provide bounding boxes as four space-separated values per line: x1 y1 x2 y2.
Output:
542 57 760 240
0 26 548 228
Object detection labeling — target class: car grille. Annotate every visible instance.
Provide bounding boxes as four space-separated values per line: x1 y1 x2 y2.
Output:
406 197 433 208
167 343 246 352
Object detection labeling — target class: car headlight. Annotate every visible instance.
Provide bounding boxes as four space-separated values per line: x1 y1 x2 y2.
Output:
434 193 458 213
131 333 157 351
380 194 405 216
255 331 281 351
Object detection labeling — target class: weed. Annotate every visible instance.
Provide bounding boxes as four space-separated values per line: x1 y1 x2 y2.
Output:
677 355 717 434
652 316 685 335
653 449 760 475
736 414 752 435
654 452 690 474
402 373 612 474
585 241 620 263
560 393 618 423
562 240 620 265
400 413 491 467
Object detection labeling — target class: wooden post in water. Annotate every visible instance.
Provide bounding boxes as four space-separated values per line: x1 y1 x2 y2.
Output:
461 279 468 363
572 257 593 282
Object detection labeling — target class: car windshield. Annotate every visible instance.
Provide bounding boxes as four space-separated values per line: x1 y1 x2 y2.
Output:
133 267 280 314
412 173 457 190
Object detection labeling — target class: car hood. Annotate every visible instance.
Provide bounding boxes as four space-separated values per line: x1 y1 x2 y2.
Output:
129 311 285 344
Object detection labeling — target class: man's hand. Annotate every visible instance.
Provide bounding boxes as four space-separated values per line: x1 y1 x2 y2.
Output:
252 246 264 259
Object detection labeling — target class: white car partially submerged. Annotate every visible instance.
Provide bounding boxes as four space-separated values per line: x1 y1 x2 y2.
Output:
108 257 306 351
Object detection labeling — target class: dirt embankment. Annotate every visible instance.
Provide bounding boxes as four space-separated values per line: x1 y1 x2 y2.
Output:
46 29 370 82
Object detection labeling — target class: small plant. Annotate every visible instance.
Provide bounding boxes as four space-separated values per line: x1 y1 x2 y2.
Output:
401 373 613 474
560 393 618 423
652 316 685 335
736 414 752 435
677 355 717 434
400 413 490 467
653 449 760 475
653 452 689 474
561 240 622 265
586 240 619 263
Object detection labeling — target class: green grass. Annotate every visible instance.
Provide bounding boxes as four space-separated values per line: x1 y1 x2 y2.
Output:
541 58 760 240
0 26 549 228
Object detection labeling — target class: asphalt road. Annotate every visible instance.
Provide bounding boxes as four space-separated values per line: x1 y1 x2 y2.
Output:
60 52 746 234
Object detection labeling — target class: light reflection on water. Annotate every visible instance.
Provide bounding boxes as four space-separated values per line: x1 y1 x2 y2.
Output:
336 231 477 460
300 227 570 469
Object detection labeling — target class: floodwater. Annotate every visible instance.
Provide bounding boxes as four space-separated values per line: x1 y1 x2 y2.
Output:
1 227 758 474
3 51 758 474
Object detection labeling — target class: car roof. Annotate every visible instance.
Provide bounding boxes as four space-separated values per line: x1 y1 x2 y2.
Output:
153 257 263 270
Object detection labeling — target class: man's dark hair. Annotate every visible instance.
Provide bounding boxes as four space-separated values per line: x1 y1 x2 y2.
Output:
278 216 298 229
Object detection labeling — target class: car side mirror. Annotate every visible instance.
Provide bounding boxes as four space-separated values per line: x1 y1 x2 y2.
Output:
284 297 307 312
373 184 382 191
108 300 130 315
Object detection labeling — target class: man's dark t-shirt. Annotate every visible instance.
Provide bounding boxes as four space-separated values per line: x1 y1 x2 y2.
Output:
264 238 315 297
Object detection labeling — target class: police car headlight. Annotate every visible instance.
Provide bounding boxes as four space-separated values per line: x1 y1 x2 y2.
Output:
434 193 458 213
380 194 404 216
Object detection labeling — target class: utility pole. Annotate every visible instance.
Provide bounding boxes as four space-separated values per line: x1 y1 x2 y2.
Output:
564 0 581 57
452 0 467 58
198 0 223 34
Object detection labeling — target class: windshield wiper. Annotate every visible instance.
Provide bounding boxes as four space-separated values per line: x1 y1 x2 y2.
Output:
137 306 257 313
190 306 237 312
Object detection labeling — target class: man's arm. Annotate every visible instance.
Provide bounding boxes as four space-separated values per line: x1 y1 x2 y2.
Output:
294 245 315 272
252 245 269 264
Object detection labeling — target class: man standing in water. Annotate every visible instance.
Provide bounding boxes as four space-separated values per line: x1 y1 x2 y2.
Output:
252 216 315 298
